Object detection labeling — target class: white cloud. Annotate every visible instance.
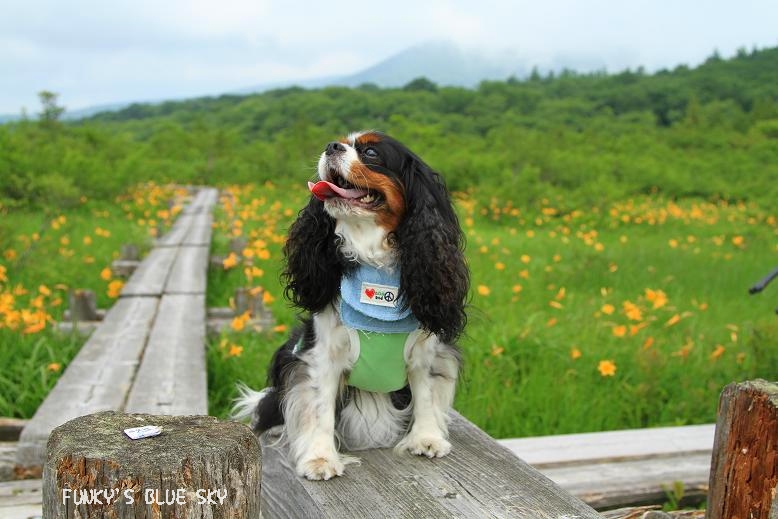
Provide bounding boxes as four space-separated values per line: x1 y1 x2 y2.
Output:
1 0 777 113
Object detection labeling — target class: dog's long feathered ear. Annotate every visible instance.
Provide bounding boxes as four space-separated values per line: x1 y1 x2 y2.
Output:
396 160 469 344
282 196 342 313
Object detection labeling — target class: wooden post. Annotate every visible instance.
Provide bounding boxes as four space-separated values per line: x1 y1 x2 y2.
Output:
120 244 140 262
707 379 778 519
43 412 261 519
234 287 264 316
66 289 100 322
229 237 247 256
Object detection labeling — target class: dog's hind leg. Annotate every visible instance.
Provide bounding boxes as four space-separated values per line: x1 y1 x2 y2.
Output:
396 334 460 458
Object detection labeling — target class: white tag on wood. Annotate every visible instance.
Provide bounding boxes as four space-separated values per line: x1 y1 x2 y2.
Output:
124 425 162 440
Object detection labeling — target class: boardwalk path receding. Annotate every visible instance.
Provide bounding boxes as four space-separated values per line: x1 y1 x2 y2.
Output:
15 187 219 468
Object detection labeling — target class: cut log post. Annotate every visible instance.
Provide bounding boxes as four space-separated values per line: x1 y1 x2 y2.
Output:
234 287 264 317
110 243 142 278
43 412 261 519
707 379 778 519
66 289 101 322
120 244 140 262
229 237 247 256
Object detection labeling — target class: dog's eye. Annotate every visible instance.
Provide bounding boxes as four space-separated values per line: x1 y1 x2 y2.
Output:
363 148 379 159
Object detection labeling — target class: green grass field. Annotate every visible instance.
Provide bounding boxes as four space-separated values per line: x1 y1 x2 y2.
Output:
0 183 184 417
2 181 775 439
206 183 778 438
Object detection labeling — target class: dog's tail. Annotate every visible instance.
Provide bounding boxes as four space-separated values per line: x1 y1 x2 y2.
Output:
232 384 284 433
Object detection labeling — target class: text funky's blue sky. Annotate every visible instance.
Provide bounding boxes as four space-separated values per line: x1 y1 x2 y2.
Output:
2 0 777 114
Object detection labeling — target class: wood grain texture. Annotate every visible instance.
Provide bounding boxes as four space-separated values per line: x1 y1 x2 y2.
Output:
183 188 219 215
707 379 778 519
43 412 260 519
125 295 207 415
155 214 194 247
16 297 159 467
182 213 213 247
119 247 178 297
0 479 42 519
500 424 714 467
543 453 710 508
260 412 601 519
500 424 714 508
165 246 209 295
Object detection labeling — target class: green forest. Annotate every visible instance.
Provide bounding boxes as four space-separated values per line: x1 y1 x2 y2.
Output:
2 46 777 210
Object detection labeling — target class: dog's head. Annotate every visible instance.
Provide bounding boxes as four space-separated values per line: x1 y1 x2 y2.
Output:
284 131 469 344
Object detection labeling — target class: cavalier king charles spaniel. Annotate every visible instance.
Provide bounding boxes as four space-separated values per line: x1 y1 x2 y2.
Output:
234 131 469 480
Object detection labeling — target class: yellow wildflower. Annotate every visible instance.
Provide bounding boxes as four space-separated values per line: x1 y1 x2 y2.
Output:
222 252 239 269
477 285 491 296
598 360 616 377
107 280 124 298
645 288 668 309
710 345 725 360
612 325 627 337
665 314 681 327
623 301 643 321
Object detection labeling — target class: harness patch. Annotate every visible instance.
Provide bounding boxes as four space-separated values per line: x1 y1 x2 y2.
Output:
360 281 399 308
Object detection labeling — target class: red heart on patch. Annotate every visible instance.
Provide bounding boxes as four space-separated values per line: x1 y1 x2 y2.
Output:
365 288 376 299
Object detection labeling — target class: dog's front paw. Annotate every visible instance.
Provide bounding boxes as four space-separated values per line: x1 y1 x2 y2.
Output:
297 456 346 481
397 434 452 458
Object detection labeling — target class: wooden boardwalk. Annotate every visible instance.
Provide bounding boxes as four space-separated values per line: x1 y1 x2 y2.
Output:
14 187 218 469
500 423 714 508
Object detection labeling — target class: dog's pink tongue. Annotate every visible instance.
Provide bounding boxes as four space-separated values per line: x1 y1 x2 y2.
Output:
308 181 368 201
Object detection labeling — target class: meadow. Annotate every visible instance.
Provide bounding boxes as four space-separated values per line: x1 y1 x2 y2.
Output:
0 183 186 417
1 47 777 438
205 182 777 438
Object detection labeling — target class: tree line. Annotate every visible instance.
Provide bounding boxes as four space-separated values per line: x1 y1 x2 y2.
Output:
1 46 776 210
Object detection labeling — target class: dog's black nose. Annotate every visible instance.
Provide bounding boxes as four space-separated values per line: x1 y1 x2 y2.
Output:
325 142 346 156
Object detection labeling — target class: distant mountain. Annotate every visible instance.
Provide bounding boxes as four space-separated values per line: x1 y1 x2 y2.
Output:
0 42 536 123
232 41 531 94
0 41 732 123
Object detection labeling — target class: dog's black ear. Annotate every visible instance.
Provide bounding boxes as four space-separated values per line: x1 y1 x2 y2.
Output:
283 196 342 313
396 160 469 344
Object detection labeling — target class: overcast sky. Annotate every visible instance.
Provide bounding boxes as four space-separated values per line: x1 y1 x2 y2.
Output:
2 0 777 115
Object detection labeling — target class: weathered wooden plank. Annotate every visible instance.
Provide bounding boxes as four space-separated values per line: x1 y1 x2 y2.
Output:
0 479 42 519
542 453 710 509
120 246 178 297
499 423 714 467
156 213 195 247
183 188 219 214
260 412 600 519
125 295 207 415
182 212 213 247
0 442 17 481
165 246 209 295
15 297 159 467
